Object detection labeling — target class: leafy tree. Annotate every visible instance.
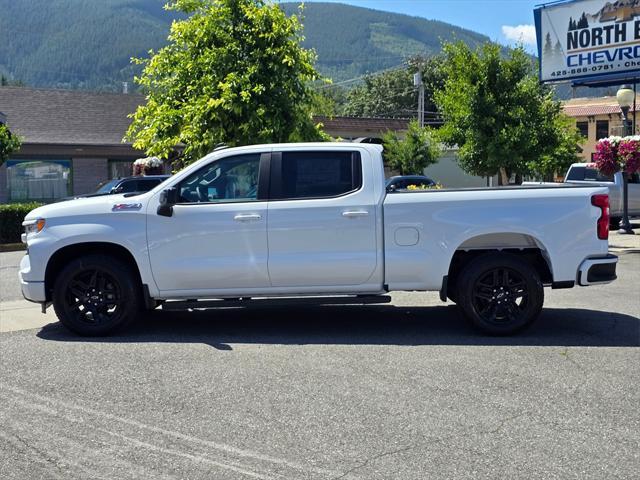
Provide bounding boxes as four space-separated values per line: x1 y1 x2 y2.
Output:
126 0 327 166
434 42 579 184
342 55 446 118
0 124 22 166
382 120 440 175
529 113 583 180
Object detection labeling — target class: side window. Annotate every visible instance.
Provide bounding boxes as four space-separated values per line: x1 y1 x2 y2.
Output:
274 151 362 199
116 180 140 193
629 172 640 184
178 154 261 203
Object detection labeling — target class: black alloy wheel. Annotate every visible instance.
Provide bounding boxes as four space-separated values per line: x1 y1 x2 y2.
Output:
471 267 528 326
53 255 140 336
456 253 544 335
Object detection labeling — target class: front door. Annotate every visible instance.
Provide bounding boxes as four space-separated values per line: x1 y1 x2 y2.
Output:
266 149 378 288
147 153 270 293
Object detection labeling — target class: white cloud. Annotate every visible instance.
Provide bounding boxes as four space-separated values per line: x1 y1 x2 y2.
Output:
501 24 537 46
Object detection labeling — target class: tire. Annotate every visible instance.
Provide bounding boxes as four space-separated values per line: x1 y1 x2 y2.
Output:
456 253 544 335
609 217 621 228
52 254 141 336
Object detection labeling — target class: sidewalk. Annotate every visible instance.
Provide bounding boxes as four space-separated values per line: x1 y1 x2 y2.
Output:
0 300 57 333
608 229 640 252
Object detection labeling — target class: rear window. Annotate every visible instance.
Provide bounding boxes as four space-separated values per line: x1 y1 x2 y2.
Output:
274 151 362 199
566 166 613 182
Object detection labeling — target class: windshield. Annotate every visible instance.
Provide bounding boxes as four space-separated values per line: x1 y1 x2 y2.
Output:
94 179 120 194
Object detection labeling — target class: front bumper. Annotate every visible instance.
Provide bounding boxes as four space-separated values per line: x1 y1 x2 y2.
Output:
19 254 46 302
578 254 618 286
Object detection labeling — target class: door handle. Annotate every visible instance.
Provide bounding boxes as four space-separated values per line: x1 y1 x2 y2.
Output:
342 210 369 218
234 213 262 221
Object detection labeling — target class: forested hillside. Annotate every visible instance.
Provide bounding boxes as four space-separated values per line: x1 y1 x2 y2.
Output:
0 0 490 90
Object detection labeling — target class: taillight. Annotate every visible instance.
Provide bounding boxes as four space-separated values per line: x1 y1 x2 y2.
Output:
591 194 609 240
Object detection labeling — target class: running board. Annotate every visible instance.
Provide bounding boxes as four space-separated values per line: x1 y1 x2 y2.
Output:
161 295 392 311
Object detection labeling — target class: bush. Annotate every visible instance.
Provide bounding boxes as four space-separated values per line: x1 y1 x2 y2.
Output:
0 202 43 243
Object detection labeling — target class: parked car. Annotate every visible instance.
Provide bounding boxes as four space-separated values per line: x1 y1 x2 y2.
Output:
20 143 616 337
564 164 640 224
59 175 170 201
524 163 639 225
386 175 436 191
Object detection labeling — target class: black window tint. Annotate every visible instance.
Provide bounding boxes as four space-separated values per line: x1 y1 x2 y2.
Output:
118 180 140 193
139 179 162 191
277 151 361 199
584 168 613 181
629 172 640 184
576 121 589 138
596 120 609 140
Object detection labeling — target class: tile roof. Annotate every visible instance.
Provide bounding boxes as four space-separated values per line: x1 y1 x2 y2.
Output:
0 86 144 145
562 95 640 118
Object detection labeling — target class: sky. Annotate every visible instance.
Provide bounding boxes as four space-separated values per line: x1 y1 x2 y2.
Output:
290 0 542 52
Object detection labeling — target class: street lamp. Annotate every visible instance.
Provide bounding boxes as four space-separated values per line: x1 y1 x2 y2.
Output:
616 85 635 235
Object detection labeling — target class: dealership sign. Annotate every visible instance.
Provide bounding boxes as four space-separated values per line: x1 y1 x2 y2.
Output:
534 0 640 83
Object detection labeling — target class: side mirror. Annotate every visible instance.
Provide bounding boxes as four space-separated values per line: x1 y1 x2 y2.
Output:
386 184 397 193
157 187 179 217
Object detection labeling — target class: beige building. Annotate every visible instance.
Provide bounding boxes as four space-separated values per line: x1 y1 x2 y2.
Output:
563 95 640 162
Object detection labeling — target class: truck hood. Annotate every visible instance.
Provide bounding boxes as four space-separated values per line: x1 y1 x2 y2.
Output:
24 194 149 221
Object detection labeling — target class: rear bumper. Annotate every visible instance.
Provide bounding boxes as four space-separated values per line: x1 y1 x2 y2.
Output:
578 254 618 286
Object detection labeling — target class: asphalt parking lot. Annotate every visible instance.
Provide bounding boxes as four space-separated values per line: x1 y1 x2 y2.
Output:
0 250 638 479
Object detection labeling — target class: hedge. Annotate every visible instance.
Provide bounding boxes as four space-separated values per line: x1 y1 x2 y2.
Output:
0 202 43 243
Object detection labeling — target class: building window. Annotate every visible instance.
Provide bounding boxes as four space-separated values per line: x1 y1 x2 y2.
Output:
576 121 589 138
6 159 71 202
596 120 609 139
108 159 135 179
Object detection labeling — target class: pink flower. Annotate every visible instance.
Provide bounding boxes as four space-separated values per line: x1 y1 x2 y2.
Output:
594 139 620 176
617 138 640 174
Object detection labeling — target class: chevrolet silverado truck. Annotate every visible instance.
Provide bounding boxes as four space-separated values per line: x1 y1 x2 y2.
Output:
19 143 618 336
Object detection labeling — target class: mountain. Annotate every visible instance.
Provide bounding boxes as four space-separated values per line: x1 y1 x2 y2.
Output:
0 0 491 90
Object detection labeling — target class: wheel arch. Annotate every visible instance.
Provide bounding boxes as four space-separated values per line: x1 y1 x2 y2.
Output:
446 233 554 300
44 242 143 302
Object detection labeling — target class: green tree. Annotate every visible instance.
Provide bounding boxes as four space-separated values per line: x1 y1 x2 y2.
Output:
382 120 440 175
0 124 22 166
126 0 327 166
434 42 576 184
529 113 583 180
342 55 446 118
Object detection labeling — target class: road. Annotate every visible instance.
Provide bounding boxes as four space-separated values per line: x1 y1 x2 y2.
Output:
0 251 638 479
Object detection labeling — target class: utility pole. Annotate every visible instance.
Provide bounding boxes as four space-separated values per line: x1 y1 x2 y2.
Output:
414 72 424 127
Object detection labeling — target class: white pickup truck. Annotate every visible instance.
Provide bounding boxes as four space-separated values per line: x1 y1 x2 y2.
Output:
20 143 618 336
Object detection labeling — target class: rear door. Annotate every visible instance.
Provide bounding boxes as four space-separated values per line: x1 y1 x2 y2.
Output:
266 148 378 288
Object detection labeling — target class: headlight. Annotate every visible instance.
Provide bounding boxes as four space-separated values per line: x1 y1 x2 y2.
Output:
22 218 46 237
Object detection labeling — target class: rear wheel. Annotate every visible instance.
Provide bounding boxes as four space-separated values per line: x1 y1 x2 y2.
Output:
456 253 543 335
52 254 141 336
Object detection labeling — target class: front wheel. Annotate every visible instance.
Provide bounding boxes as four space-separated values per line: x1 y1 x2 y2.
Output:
456 253 544 335
52 254 141 336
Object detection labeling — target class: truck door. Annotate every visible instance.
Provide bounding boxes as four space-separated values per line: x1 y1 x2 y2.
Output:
266 149 378 287
147 153 270 292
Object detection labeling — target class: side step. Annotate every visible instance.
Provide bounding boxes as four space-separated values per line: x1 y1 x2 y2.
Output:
161 295 392 311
